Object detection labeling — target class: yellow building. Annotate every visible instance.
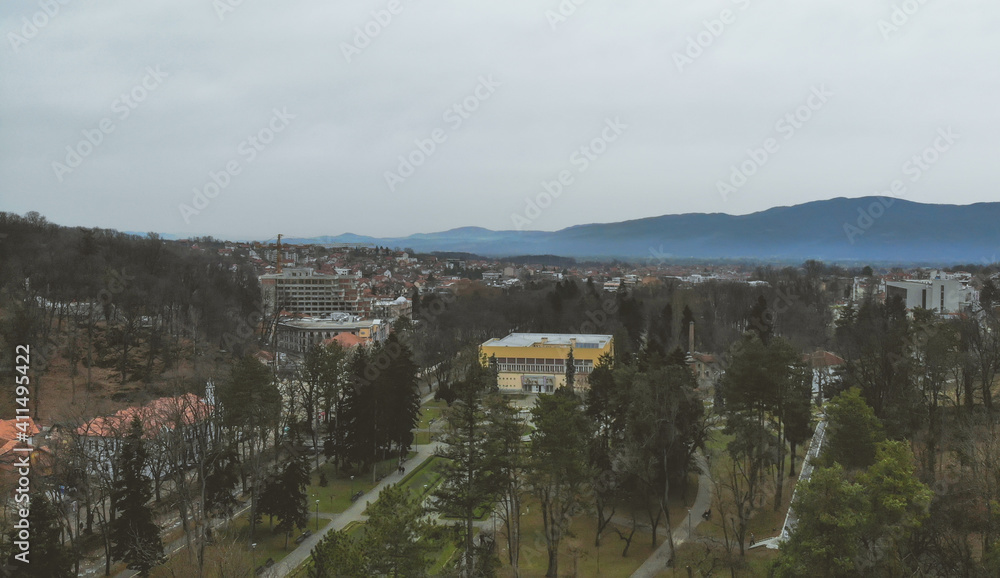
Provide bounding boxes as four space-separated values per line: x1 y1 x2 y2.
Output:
480 333 614 393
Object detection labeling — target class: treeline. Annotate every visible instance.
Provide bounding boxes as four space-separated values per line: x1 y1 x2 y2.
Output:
0 211 262 400
408 268 842 385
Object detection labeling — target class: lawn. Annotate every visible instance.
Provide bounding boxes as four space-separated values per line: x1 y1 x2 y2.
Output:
304 452 416 514
150 514 331 577
501 497 661 578
661 540 780 577
414 401 446 445
396 454 448 501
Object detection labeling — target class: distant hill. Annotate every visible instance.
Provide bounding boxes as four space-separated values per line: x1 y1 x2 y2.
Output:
279 197 1000 263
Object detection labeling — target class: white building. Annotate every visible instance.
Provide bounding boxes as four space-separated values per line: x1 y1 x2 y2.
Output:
885 277 972 314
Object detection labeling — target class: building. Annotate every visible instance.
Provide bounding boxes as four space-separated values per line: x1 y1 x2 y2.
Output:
372 296 413 321
480 333 614 393
688 353 721 384
803 350 846 400
75 393 214 477
260 267 365 317
0 418 40 471
885 277 971 314
276 315 387 354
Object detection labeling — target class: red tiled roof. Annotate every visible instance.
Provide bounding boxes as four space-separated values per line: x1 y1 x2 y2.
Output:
803 350 846 368
76 394 212 438
0 418 39 442
325 333 364 348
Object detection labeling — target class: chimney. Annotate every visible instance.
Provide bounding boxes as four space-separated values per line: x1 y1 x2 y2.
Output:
570 338 577 347
689 321 695 355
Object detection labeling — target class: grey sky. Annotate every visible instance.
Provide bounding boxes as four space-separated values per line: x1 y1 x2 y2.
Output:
1 0 997 239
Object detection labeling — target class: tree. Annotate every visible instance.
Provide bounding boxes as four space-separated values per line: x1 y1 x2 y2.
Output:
774 441 931 577
484 393 527 577
218 355 281 540
434 355 499 576
564 347 575 391
821 388 886 471
362 483 441 577
273 453 310 549
308 529 366 577
110 417 163 576
528 390 591 577
203 446 241 518
7 493 76 577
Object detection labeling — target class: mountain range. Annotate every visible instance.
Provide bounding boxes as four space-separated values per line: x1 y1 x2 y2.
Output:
283 197 1000 264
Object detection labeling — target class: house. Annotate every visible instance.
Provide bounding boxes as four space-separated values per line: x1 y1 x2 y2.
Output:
803 350 846 401
0 418 40 471
75 393 214 477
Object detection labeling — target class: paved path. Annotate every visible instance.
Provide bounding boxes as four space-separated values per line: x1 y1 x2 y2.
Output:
770 416 827 548
270 440 444 577
630 453 713 578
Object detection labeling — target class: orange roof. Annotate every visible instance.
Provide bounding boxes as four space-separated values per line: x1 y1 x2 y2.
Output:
803 350 846 368
76 394 212 438
0 418 40 442
325 333 364 348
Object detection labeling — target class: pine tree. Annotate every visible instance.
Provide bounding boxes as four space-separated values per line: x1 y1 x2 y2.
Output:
564 347 576 391
7 493 76 577
274 454 310 549
434 356 499 575
110 416 163 576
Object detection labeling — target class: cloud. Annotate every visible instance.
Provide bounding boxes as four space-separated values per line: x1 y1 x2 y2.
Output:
1 0 998 239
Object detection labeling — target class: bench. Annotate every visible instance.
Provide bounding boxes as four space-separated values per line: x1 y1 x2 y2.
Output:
350 490 364 502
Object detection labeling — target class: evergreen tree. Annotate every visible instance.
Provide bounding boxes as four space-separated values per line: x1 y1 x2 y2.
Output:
363 484 441 577
274 454 310 549
7 493 76 577
564 347 576 391
434 355 500 575
529 390 590 577
203 446 241 517
820 388 886 471
110 417 163 576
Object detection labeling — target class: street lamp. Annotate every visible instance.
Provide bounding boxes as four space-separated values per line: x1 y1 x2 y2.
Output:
315 498 320 531
687 509 692 536
251 542 257 571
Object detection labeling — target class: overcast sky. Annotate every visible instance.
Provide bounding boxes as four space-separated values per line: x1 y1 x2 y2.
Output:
1 0 997 239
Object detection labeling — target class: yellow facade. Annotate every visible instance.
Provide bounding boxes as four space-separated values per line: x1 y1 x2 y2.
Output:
480 334 614 392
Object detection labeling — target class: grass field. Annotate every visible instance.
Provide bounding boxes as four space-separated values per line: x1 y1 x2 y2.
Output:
150 514 331 577
501 497 659 578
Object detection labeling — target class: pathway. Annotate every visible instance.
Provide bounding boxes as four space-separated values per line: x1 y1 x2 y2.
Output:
630 453 713 578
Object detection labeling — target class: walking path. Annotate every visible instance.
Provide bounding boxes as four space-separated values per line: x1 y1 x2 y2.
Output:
768 415 827 548
269 440 443 577
630 453 713 578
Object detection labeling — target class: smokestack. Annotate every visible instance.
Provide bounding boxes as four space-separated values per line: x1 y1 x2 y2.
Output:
689 321 695 355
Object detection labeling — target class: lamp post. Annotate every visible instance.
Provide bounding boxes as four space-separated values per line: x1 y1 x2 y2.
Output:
315 499 320 531
251 542 257 571
687 509 692 536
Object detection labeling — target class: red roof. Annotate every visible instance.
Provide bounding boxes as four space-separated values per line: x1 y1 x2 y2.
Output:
76 394 212 438
325 333 364 348
0 418 39 442
803 350 846 368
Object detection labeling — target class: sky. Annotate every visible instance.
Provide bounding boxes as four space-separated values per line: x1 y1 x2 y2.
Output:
1 0 998 240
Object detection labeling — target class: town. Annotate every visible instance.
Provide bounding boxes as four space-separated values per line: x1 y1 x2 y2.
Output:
2 212 1000 577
